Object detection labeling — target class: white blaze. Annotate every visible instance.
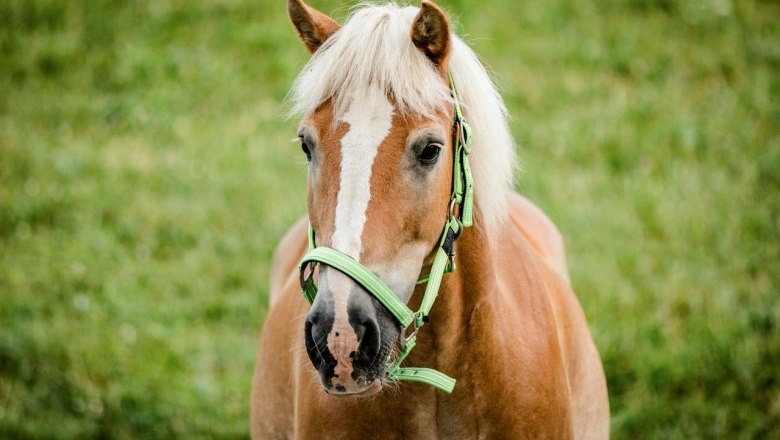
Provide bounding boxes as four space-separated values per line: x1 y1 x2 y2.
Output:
325 87 393 390
331 87 394 258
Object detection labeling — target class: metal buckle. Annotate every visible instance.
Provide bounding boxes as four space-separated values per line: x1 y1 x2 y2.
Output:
452 218 463 242
448 198 458 220
448 199 464 242
400 321 420 346
458 119 471 154
400 312 425 345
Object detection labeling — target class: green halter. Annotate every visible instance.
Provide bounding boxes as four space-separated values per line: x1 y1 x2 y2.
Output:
298 75 474 393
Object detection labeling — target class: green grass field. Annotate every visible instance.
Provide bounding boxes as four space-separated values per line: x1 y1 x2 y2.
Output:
1 0 778 438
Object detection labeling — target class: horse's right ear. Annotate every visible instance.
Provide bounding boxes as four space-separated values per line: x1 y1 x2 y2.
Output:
287 0 340 54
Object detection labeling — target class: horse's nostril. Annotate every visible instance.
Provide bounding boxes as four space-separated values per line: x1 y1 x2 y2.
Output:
355 324 366 342
304 308 332 371
354 317 380 365
347 303 382 368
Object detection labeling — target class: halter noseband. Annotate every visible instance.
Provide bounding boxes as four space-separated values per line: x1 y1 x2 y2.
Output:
298 75 474 393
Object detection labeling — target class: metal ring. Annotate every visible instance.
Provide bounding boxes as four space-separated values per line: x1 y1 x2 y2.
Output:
299 261 315 289
400 322 420 346
448 198 458 220
452 218 464 242
458 120 471 154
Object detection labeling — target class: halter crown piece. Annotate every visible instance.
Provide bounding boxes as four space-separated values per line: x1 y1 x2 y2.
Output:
298 75 474 393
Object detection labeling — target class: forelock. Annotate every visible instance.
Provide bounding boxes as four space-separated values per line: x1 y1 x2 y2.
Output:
289 3 450 119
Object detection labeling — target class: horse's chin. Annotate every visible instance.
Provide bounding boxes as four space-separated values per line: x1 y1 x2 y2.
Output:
324 379 382 399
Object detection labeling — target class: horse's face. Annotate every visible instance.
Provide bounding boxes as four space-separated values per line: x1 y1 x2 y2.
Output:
287 0 454 396
299 97 453 395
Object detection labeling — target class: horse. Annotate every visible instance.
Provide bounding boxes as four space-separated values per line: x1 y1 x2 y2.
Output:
251 1 610 438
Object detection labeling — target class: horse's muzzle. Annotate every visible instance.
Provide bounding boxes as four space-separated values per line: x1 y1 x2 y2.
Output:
303 294 386 394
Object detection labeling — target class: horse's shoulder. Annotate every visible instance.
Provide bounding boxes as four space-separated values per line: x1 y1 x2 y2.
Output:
268 215 309 308
506 192 569 282
503 193 610 437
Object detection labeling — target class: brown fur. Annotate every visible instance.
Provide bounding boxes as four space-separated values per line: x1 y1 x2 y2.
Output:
300 101 453 272
252 194 609 438
255 107 609 435
253 1 609 437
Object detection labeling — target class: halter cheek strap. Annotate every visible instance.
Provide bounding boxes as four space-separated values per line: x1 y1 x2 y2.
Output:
298 75 473 394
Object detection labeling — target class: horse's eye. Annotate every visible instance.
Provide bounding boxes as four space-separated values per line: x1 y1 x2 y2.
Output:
418 143 441 165
300 137 312 161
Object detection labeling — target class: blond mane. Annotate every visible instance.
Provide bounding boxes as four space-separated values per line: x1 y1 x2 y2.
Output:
289 3 517 237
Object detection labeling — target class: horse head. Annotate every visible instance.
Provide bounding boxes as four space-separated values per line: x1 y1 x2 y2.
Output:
288 0 456 396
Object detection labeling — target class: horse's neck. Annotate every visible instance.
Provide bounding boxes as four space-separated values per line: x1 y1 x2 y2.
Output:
441 224 496 321
409 223 500 373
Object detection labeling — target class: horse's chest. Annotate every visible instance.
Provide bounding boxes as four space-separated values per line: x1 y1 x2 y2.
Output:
433 340 574 438
295 399 439 440
292 376 570 440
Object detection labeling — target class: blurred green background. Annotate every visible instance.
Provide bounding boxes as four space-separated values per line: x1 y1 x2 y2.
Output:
1 0 778 438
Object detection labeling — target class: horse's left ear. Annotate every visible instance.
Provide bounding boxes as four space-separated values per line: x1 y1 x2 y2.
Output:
287 0 341 54
411 1 451 70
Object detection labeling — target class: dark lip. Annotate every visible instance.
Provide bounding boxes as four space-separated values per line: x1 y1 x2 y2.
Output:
324 380 382 398
317 360 388 396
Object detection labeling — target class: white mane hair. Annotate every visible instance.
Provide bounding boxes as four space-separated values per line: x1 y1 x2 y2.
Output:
290 3 517 237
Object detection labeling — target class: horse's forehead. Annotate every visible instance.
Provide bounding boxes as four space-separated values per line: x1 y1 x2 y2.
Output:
306 95 444 143
328 89 395 259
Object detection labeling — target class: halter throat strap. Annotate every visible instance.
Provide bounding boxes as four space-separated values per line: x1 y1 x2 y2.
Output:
298 75 473 394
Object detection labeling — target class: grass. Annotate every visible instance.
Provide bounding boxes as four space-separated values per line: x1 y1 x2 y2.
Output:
0 0 778 438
